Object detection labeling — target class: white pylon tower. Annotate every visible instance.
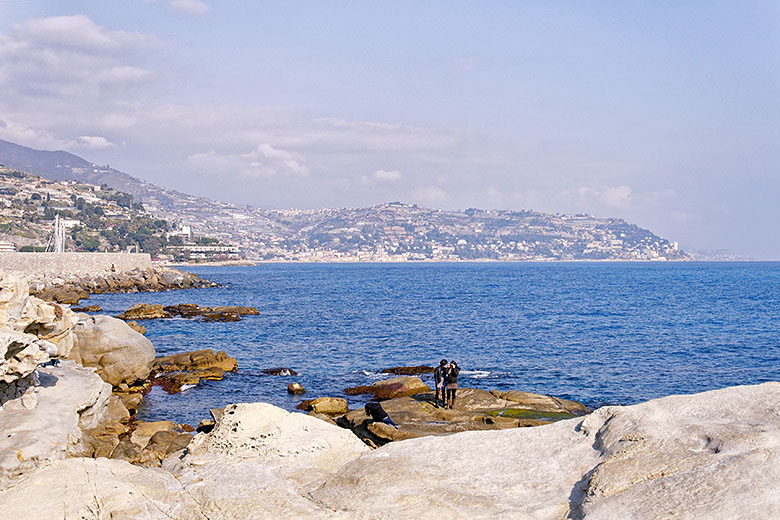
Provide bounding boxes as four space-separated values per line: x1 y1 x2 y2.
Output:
53 214 66 253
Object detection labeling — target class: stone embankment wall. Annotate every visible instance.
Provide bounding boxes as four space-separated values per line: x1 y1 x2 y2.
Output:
0 253 151 277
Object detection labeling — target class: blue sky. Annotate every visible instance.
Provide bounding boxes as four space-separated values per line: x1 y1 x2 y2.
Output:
0 1 778 258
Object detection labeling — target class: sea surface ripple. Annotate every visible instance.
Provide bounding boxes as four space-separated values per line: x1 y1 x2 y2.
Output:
88 262 780 426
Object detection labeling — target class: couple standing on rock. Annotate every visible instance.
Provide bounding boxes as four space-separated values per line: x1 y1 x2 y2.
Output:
434 359 460 409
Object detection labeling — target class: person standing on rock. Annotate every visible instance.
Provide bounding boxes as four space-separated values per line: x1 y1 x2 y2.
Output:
445 360 460 409
434 359 448 407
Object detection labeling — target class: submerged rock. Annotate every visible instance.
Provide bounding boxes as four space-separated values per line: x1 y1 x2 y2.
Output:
381 365 434 375
153 367 227 394
345 376 431 400
263 367 298 376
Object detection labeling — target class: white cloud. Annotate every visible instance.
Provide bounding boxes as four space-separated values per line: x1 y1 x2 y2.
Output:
413 186 448 205
14 15 158 52
168 0 210 16
373 169 402 181
0 118 72 150
0 15 157 105
186 143 309 179
77 135 116 149
310 117 459 152
99 66 153 84
600 185 633 209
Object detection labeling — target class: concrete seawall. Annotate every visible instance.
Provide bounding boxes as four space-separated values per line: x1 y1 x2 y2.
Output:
0 252 152 277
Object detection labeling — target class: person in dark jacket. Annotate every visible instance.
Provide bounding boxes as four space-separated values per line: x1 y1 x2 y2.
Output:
445 360 460 409
433 359 448 407
365 402 400 428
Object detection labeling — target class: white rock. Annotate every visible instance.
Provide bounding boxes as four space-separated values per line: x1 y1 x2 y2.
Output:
71 314 155 386
0 458 203 520
0 330 56 384
170 402 369 518
0 274 79 358
312 382 780 520
0 360 111 482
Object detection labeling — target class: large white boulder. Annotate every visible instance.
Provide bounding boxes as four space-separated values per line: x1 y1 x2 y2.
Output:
70 314 155 386
168 402 370 518
0 360 111 482
311 382 780 519
0 458 203 520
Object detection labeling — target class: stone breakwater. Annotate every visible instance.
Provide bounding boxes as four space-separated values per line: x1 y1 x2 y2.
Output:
26 265 217 304
0 252 153 277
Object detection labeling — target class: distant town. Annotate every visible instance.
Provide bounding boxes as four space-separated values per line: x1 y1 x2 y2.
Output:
0 138 691 262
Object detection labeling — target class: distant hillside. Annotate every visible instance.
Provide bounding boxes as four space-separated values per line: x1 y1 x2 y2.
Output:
0 139 691 262
0 139 184 209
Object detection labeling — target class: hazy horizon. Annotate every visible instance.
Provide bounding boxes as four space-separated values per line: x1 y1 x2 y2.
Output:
0 2 778 258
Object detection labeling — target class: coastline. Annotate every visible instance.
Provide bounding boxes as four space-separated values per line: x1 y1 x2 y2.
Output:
2 266 778 518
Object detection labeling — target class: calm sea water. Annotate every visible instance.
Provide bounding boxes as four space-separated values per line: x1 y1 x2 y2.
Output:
87 262 780 426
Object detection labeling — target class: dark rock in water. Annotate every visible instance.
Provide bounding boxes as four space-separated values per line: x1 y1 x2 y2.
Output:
72 304 102 312
208 305 260 316
125 320 146 335
344 385 372 396
153 367 226 394
164 304 260 320
115 302 259 322
296 399 315 411
117 303 168 320
345 377 431 400
200 312 241 322
262 367 298 376
381 365 434 375
149 349 237 394
287 382 306 394
338 387 591 446
152 349 237 374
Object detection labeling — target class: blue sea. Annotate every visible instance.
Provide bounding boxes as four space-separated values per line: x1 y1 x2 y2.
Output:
87 262 780 427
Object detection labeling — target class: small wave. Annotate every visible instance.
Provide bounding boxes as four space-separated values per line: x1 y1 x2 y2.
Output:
358 370 388 380
461 370 491 379
180 384 197 391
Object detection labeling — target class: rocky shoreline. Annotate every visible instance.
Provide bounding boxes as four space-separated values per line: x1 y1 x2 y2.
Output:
27 265 217 305
1 271 778 518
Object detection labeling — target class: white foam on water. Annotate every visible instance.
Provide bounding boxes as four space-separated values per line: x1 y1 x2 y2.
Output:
180 384 197 391
462 370 491 379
